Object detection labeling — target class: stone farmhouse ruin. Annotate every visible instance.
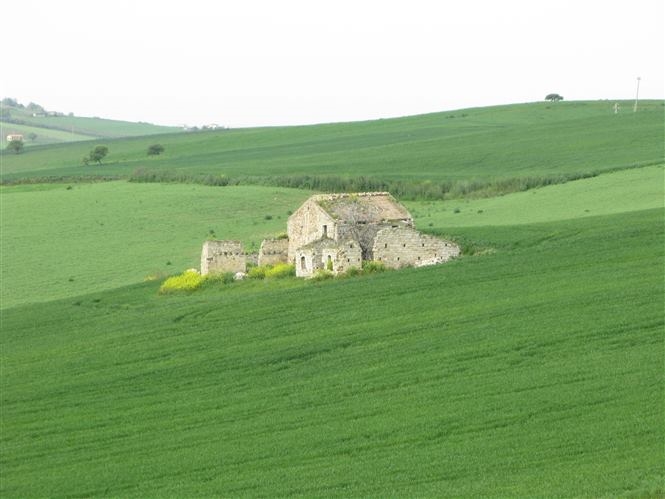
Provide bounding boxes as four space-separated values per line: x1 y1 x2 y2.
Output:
201 192 460 278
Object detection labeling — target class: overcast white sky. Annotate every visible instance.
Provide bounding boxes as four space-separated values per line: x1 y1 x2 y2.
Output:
1 0 663 127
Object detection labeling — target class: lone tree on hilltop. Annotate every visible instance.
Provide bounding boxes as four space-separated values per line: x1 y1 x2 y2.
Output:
545 93 564 102
87 145 109 165
6 139 24 154
147 144 165 156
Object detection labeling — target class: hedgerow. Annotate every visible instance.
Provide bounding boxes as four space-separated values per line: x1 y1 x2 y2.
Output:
127 168 608 201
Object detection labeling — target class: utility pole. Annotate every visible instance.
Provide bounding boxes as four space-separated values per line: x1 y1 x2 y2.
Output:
633 77 641 112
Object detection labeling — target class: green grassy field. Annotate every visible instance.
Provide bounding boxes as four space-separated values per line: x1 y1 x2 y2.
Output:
1 100 663 496
3 165 662 310
406 164 665 227
0 183 311 309
0 122 92 146
1 101 663 184
1 208 662 496
1 104 179 148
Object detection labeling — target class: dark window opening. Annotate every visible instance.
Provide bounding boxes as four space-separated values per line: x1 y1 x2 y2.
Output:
322 225 328 237
300 256 306 270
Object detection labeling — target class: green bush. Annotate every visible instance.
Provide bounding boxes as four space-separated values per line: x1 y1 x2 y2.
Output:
343 266 362 278
159 269 205 294
249 263 296 280
247 266 268 280
205 271 236 285
311 269 334 281
265 263 295 279
147 144 165 156
362 260 386 274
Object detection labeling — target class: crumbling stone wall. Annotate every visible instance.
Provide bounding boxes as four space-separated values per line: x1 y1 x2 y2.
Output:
258 238 289 267
336 220 412 260
372 227 460 269
201 240 246 275
295 239 362 277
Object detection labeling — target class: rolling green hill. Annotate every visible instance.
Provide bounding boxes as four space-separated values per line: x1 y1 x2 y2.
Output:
0 102 179 149
1 166 662 310
1 100 663 496
1 101 663 190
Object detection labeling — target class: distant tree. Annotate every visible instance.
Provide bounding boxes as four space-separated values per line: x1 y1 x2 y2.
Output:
545 93 564 102
88 145 109 164
6 139 24 154
27 132 37 141
0 108 11 120
147 144 165 156
1 97 20 107
82 156 90 166
27 102 45 113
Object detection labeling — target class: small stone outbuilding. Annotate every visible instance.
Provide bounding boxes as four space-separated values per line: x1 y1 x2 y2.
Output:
201 240 246 275
295 238 362 278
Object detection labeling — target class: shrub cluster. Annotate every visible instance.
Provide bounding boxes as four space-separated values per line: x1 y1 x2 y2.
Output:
311 269 334 281
204 271 236 285
129 168 230 186
361 260 386 273
159 269 205 294
247 263 295 280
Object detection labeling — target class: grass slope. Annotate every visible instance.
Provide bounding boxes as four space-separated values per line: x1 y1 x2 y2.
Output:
0 184 311 309
1 101 663 182
1 105 179 148
3 166 662 310
406 164 665 227
2 208 663 496
0 122 91 146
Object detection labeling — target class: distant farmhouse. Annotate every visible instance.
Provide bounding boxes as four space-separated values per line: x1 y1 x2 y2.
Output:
6 134 23 142
201 192 460 277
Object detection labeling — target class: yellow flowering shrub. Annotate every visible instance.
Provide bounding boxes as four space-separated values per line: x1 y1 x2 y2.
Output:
265 263 295 278
159 269 205 294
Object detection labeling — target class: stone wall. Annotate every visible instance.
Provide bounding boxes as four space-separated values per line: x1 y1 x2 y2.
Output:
295 239 362 277
372 227 460 269
258 238 289 267
336 220 412 260
200 240 246 275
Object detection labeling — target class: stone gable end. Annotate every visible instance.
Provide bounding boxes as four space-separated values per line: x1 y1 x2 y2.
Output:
287 198 336 263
